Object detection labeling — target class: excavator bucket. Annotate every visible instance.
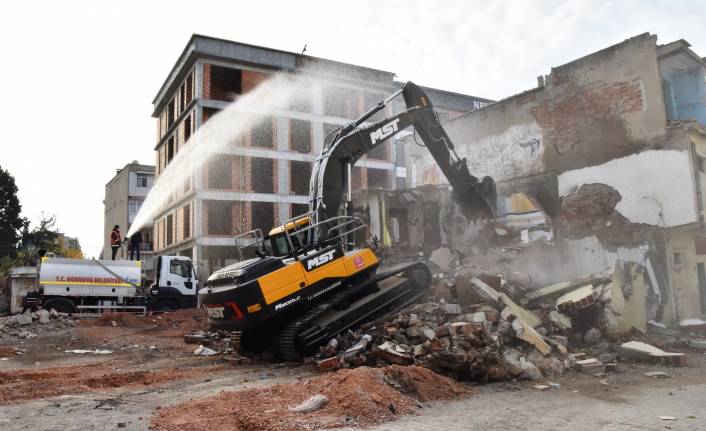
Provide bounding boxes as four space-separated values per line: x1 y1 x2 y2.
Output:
451 168 497 220
401 81 497 219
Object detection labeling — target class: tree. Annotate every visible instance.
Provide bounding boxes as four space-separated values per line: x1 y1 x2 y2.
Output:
0 166 27 258
22 213 60 255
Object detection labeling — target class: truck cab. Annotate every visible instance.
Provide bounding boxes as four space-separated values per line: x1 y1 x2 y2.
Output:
150 256 198 311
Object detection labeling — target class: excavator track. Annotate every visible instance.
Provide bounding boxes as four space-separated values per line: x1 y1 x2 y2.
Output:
278 261 431 361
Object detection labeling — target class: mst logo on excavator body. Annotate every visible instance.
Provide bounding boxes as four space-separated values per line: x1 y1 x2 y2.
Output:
369 118 400 144
304 247 343 271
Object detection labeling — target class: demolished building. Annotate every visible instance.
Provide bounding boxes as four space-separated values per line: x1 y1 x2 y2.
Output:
360 33 706 326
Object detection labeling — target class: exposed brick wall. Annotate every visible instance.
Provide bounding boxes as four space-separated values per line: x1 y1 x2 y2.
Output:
242 70 269 93
155 148 160 177
203 64 211 99
532 80 644 171
351 166 365 191
348 90 363 118
232 155 246 192
235 201 250 234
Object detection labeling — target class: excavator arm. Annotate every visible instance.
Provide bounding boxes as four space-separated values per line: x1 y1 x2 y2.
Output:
309 81 496 223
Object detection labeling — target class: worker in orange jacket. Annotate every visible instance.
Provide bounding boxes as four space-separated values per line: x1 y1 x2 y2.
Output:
110 225 122 260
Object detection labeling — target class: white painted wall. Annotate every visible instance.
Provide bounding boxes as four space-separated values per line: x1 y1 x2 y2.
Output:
128 171 155 197
558 150 698 227
458 122 545 181
410 121 544 186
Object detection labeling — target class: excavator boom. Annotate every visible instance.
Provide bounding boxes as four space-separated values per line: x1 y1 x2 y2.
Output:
309 81 496 223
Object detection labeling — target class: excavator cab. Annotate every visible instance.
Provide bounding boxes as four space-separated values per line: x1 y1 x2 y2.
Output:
232 216 313 260
264 216 313 257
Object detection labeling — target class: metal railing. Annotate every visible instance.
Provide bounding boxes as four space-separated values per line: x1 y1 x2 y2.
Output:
284 215 377 257
232 214 378 262
233 229 265 261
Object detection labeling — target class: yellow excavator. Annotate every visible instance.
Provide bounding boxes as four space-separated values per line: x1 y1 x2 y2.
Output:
198 82 496 360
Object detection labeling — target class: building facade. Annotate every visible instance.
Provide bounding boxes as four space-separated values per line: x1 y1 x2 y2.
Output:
151 35 491 277
404 33 706 323
103 161 155 273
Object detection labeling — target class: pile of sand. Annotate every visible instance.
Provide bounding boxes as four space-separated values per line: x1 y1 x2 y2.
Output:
151 365 469 431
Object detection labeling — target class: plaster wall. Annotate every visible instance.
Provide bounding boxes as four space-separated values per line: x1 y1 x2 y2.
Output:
558 150 698 228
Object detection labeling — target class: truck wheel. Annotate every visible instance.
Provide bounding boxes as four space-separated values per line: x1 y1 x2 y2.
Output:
43 298 77 314
154 300 178 312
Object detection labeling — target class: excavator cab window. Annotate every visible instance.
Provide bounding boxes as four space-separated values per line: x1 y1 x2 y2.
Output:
265 217 313 258
265 233 290 257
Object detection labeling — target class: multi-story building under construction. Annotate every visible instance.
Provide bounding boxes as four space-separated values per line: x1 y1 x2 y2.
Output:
151 34 491 277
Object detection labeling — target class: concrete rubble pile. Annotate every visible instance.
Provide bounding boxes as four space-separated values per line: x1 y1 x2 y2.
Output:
0 308 78 339
313 261 688 381
184 330 242 356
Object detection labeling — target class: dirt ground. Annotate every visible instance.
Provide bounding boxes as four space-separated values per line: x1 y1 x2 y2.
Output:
1 311 705 431
0 310 218 404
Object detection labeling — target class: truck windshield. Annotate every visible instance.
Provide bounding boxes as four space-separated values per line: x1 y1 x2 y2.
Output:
169 259 192 278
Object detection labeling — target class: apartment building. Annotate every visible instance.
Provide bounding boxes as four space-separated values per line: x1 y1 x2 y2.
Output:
103 161 155 273
151 34 491 277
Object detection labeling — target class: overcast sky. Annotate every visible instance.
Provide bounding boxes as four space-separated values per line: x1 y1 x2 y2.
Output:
1 0 704 258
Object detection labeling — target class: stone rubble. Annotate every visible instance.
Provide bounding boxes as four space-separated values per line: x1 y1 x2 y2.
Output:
0 308 79 338
309 259 691 381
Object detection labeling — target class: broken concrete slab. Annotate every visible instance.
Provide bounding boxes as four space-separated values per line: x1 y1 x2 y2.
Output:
511 317 550 355
575 358 605 373
343 334 372 359
648 320 680 337
548 311 572 329
686 339 706 350
679 318 706 332
499 294 541 328
469 278 502 305
374 341 413 365
556 285 597 314
429 247 454 272
521 275 610 306
616 341 687 367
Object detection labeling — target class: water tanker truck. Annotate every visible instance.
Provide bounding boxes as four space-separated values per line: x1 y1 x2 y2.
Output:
23 255 198 313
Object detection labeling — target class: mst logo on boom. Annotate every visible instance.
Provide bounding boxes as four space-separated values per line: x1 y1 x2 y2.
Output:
369 118 400 144
304 247 343 271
